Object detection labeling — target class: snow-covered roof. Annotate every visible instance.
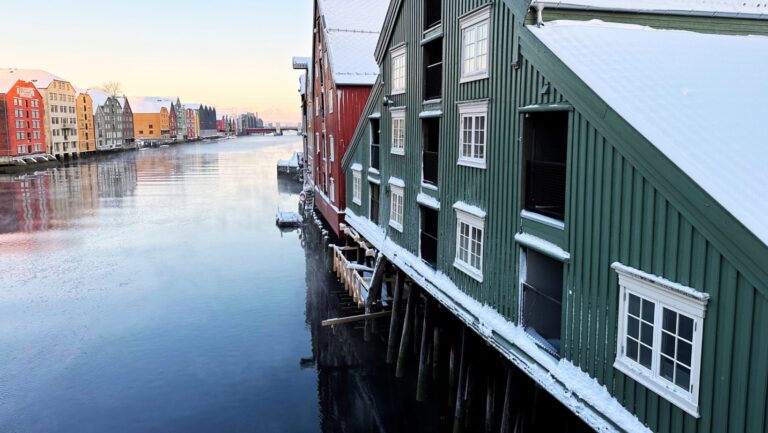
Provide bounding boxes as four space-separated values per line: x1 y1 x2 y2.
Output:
86 89 113 113
299 75 307 95
317 0 388 86
0 68 68 91
529 20 768 246
532 0 768 19
128 96 173 114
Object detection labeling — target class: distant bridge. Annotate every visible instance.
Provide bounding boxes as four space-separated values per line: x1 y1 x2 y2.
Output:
244 127 300 135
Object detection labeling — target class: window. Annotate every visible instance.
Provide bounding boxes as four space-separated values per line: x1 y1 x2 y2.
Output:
369 182 380 225
391 45 407 94
330 177 335 203
424 0 441 29
422 117 440 185
328 88 334 113
613 264 708 417
453 204 484 281
34 144 41 152
391 109 405 155
420 206 439 268
458 101 488 168
523 111 568 220
389 181 404 231
329 135 334 161
423 38 443 101
520 248 564 357
460 7 490 82
370 118 381 170
352 169 362 205
31 100 38 107
17 145 25 154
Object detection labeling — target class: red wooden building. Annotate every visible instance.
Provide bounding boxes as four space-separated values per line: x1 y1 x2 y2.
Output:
0 77 46 161
310 0 388 237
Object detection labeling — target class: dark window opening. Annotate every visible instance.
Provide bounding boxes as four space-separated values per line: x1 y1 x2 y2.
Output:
370 118 381 170
420 206 438 268
423 38 443 101
369 182 380 225
523 111 568 220
422 117 439 186
521 248 563 357
424 0 441 29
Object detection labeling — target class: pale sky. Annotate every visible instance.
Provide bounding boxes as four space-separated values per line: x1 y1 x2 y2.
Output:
3 0 313 124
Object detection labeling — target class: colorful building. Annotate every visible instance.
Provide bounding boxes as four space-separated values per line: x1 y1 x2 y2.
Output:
128 97 173 142
75 90 95 154
88 89 124 151
183 104 199 140
0 69 79 159
309 0 388 237
174 98 186 140
340 0 768 432
116 96 135 148
0 76 47 164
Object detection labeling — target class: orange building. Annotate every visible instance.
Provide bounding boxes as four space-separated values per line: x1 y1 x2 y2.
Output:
76 91 95 154
127 97 173 142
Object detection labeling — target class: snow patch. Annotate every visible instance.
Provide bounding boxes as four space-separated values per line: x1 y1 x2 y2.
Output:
453 201 486 219
515 232 571 261
416 193 440 209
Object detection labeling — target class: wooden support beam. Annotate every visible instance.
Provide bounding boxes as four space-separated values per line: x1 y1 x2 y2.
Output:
396 283 417 378
416 298 432 401
386 270 404 364
453 327 468 433
432 326 442 381
485 362 496 433
366 254 386 313
448 339 458 407
500 367 514 433
321 310 391 327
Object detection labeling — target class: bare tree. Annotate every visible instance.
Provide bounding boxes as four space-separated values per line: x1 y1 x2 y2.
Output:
100 81 122 96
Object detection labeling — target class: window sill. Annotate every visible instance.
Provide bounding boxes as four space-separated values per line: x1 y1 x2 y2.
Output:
389 220 403 232
421 182 438 192
614 357 699 418
457 158 486 169
391 148 405 156
520 210 564 230
353 198 361 206
391 89 406 96
459 73 489 84
453 260 483 283
368 167 380 175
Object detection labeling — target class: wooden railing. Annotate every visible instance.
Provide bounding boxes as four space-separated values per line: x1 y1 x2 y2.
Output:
331 245 373 308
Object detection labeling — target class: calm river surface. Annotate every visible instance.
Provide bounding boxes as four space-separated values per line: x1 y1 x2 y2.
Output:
0 136 446 433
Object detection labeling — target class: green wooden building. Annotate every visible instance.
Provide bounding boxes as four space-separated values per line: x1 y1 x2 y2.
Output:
340 0 768 431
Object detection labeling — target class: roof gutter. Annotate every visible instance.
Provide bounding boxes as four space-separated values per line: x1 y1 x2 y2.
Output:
529 1 768 21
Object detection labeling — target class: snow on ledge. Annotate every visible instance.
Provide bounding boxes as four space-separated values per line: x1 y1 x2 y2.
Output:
388 176 405 188
345 208 652 433
612 262 710 303
453 201 486 219
351 163 363 171
417 193 440 210
515 232 571 261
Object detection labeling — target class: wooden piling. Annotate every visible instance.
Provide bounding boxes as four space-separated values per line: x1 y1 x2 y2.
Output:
395 283 417 377
484 364 496 433
432 326 441 381
452 327 468 433
448 339 457 407
386 271 404 364
416 299 432 401
500 367 514 433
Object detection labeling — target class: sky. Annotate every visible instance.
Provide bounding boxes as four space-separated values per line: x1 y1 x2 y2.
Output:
2 0 313 124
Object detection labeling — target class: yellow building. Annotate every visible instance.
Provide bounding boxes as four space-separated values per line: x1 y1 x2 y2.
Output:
127 97 173 143
76 91 95 154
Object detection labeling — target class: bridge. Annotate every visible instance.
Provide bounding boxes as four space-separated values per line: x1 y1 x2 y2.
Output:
244 126 301 135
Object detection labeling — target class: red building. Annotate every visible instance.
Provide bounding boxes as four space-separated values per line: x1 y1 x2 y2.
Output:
0 78 46 161
311 0 388 237
168 103 178 139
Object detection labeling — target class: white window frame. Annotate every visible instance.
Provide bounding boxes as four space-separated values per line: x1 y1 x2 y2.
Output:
330 177 335 203
330 135 335 161
352 169 362 205
457 101 488 168
459 6 491 83
390 108 406 155
389 182 404 232
328 88 334 113
453 205 485 282
613 263 708 418
390 45 407 95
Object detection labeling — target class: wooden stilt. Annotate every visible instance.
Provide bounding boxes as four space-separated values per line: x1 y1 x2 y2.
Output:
448 338 457 407
432 326 441 381
464 364 474 428
416 298 432 401
485 363 496 433
386 271 404 364
395 283 417 378
500 367 514 433
452 327 468 433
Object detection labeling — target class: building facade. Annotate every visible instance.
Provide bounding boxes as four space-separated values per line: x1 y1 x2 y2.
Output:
183 104 199 139
117 96 135 148
309 0 389 237
174 98 186 140
341 1 768 432
128 97 172 142
0 78 46 163
88 90 124 151
76 91 95 154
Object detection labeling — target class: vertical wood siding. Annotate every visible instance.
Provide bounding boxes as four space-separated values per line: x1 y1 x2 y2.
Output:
343 1 768 432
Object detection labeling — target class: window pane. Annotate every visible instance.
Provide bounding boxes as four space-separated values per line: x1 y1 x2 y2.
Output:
627 316 639 339
661 332 675 357
660 355 675 381
678 315 694 341
675 365 691 390
628 294 640 317
642 299 655 323
641 322 654 346
639 345 652 369
663 308 676 333
626 339 638 360
677 340 692 366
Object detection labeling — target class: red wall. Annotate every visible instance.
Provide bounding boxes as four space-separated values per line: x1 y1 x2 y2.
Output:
0 80 46 157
